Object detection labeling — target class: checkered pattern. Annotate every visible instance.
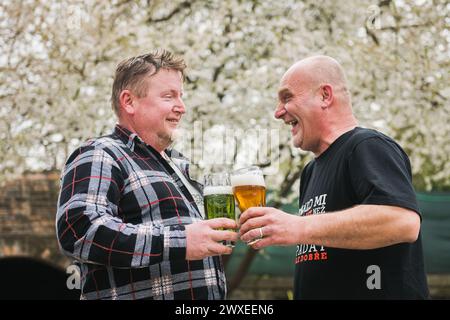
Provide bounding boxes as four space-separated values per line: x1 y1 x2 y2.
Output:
56 125 226 300
204 268 218 287
128 170 150 191
152 275 173 297
85 194 108 206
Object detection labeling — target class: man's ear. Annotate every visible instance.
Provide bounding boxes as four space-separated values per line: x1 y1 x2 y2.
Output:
119 90 136 115
320 84 333 108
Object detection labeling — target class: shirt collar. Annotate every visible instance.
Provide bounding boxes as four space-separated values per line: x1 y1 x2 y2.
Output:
113 124 144 151
113 124 188 162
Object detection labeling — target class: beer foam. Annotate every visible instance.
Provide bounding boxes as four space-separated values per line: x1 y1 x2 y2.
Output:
230 174 265 187
203 186 233 196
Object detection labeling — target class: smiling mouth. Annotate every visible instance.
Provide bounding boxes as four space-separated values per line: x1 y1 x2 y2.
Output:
287 120 298 127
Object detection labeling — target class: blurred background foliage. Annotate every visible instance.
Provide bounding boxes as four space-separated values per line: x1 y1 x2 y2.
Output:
0 0 449 194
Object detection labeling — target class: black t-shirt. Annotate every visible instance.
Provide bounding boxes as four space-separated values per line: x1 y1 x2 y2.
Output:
294 127 430 299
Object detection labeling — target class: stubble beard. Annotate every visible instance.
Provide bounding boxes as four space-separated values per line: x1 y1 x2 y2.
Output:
158 128 180 149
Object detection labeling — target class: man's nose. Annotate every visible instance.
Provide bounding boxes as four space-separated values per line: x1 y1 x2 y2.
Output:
274 104 287 119
174 98 186 114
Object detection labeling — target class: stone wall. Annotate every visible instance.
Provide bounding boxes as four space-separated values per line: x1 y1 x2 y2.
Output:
229 276 293 300
0 171 71 268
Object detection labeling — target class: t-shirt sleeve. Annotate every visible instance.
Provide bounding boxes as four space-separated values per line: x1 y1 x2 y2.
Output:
347 137 420 216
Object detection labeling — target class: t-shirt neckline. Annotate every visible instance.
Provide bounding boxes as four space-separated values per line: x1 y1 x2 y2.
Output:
316 127 360 161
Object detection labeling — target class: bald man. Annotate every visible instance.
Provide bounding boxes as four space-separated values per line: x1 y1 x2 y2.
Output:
239 55 430 299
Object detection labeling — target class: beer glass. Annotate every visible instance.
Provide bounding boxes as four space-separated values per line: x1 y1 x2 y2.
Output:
230 166 266 213
203 172 236 247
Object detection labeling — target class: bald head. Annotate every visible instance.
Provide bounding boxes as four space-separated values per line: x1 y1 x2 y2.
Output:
283 55 350 100
275 55 357 155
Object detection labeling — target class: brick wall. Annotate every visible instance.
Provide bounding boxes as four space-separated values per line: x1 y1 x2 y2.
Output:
0 171 70 268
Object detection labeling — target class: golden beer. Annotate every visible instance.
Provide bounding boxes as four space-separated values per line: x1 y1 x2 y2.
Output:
232 185 266 212
230 166 266 212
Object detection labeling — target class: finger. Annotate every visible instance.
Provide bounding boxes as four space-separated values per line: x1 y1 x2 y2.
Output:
240 227 263 243
246 238 262 246
211 230 238 243
239 207 266 225
206 218 238 230
249 236 271 250
239 216 266 235
207 242 233 256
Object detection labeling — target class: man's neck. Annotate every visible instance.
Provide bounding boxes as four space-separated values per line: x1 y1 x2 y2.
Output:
314 115 358 157
118 119 167 154
329 117 358 141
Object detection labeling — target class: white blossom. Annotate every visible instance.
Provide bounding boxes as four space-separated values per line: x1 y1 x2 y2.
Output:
0 0 449 195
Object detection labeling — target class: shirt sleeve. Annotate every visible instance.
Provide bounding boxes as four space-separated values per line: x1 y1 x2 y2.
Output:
347 137 420 216
56 145 187 268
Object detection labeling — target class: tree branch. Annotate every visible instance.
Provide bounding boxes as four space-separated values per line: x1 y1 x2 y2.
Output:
146 1 193 23
379 22 434 31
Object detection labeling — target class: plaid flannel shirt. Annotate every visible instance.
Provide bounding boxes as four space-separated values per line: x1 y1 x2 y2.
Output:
56 125 226 300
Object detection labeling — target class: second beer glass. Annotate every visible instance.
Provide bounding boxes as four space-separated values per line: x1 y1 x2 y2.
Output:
203 172 236 247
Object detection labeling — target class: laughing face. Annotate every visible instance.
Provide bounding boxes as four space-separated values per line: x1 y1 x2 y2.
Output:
275 71 323 152
131 69 185 151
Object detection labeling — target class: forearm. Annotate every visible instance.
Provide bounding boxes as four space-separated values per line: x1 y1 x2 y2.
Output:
57 146 189 268
56 204 187 268
298 205 420 249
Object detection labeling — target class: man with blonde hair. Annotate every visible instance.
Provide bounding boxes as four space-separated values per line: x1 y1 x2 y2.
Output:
56 50 237 300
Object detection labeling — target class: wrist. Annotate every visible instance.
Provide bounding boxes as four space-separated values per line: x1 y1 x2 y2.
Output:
295 215 308 244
